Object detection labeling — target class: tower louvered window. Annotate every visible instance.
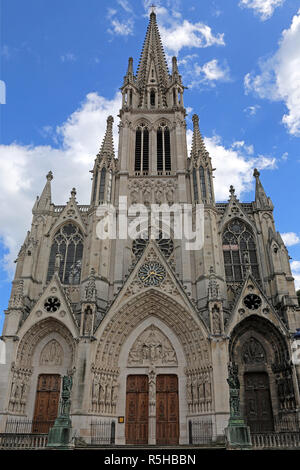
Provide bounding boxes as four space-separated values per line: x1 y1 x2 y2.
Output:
99 167 106 203
47 224 84 285
150 90 155 107
199 166 206 201
157 124 171 173
192 168 198 202
134 124 149 173
222 219 260 283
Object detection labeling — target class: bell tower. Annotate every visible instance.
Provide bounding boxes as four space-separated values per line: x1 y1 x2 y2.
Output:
111 10 193 292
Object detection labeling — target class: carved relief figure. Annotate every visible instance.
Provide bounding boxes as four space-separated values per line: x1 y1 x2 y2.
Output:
127 326 177 366
40 339 63 366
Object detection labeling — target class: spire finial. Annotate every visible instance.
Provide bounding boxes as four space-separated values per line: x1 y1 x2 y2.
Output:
150 3 156 15
46 170 53 181
71 187 77 198
229 185 235 196
253 168 260 178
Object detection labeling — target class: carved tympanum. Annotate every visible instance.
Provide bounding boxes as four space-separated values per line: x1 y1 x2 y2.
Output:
242 337 266 364
128 325 177 366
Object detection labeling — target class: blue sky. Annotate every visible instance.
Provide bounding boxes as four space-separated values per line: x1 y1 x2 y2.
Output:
1 0 300 330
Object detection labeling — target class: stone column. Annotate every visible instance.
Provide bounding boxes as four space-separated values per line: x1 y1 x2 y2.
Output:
148 367 156 445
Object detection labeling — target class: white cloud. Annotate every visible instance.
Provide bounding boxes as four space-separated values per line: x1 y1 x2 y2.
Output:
117 0 133 13
186 131 276 201
291 261 300 290
244 104 261 116
178 56 230 88
239 0 285 21
245 9 300 136
108 18 134 36
159 20 225 55
0 92 122 276
281 232 300 246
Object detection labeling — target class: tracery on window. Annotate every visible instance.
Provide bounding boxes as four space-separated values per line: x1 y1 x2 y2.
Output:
132 231 174 258
222 219 260 283
47 224 84 285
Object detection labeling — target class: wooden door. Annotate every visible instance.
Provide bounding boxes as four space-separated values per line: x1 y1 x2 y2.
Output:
156 374 179 445
32 374 61 433
244 372 274 433
125 375 148 444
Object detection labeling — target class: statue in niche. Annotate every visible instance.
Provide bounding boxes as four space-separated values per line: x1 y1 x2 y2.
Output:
212 305 221 335
83 306 93 336
40 339 63 366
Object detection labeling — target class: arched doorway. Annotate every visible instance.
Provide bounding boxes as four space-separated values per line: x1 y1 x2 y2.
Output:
229 315 296 432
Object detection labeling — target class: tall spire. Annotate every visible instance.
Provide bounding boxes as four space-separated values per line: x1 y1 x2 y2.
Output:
136 10 169 86
135 11 170 107
96 116 115 162
33 171 53 213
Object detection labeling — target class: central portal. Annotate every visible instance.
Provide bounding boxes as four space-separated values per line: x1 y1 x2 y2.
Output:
125 374 179 445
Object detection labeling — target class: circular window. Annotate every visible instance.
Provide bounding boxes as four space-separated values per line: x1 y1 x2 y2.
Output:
138 262 166 286
44 297 61 313
243 294 262 311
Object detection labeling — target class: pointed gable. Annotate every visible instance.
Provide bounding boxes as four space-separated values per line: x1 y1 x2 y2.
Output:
18 273 79 338
47 188 87 237
109 241 198 314
219 186 256 232
226 274 288 336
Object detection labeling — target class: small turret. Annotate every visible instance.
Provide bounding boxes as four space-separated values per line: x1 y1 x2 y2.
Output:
90 116 115 205
190 114 215 205
253 168 273 210
33 171 53 213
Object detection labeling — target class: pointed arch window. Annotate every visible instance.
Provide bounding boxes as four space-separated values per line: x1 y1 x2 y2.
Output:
192 168 198 202
92 170 98 204
47 223 84 284
222 219 260 283
157 123 171 173
207 169 213 201
135 124 149 173
199 166 206 201
99 167 106 203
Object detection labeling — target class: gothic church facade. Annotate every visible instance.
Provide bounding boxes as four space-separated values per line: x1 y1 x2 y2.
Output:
1 12 300 445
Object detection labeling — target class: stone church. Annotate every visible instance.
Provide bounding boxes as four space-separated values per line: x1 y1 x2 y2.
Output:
1 11 300 446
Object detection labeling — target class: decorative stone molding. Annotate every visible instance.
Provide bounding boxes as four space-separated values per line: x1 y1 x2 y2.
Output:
95 290 211 371
128 178 177 205
16 318 75 367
